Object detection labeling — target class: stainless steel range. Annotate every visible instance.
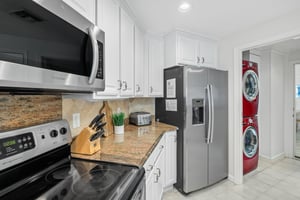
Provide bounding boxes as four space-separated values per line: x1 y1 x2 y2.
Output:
0 120 145 200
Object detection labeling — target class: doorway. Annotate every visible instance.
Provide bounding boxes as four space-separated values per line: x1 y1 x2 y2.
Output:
234 36 300 184
294 64 300 158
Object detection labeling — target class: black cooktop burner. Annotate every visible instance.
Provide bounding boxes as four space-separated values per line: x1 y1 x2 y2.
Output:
45 165 72 183
72 168 121 194
1 157 140 200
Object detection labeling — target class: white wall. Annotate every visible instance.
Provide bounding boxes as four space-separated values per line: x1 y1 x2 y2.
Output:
256 50 285 159
259 50 271 157
270 51 285 158
219 10 300 183
284 53 300 157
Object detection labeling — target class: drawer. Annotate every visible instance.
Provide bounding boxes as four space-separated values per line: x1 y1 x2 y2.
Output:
143 135 165 179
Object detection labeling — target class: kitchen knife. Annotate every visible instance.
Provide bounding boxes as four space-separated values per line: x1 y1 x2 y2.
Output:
95 122 107 131
89 114 101 128
88 113 105 128
89 129 105 141
92 120 105 130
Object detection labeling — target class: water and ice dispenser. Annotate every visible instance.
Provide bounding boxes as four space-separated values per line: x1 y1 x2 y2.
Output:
192 99 204 125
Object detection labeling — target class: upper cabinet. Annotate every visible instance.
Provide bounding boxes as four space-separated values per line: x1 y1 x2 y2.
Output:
63 0 96 23
165 31 218 68
95 0 120 97
146 36 164 97
120 8 135 97
88 0 165 99
134 26 145 97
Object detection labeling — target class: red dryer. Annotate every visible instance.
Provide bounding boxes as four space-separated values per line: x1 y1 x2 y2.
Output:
243 60 259 117
243 116 259 174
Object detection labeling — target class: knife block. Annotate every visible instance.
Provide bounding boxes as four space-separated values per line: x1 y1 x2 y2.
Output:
71 127 101 155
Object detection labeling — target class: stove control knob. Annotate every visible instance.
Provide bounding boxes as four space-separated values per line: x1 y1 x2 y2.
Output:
60 127 67 135
50 130 58 138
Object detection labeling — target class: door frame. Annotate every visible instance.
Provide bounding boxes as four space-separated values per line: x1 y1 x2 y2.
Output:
294 63 300 157
232 31 300 184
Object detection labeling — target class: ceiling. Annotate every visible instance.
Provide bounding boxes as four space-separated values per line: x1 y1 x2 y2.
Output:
125 0 300 39
255 38 300 54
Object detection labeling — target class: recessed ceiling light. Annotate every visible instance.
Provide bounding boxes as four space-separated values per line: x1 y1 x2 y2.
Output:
178 2 191 13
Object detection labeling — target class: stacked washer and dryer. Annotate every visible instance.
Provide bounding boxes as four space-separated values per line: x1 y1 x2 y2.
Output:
242 60 259 174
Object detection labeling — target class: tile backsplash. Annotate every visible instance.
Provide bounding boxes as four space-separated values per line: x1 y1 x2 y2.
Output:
0 95 62 131
0 95 155 137
63 98 155 137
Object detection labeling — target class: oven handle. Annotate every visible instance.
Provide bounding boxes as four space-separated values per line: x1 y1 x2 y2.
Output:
88 25 99 85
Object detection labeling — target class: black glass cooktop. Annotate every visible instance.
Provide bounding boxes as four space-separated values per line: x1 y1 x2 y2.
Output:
1 158 140 200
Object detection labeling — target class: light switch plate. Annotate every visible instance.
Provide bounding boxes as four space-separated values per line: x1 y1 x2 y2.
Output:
73 113 80 128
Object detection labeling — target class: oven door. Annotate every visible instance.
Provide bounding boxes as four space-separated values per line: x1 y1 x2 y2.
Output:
130 177 146 200
0 0 105 93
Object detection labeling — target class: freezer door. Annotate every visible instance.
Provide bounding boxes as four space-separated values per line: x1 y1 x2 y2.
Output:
183 67 209 192
208 69 228 185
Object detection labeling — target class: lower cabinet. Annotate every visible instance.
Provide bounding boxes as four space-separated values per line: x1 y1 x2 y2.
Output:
144 131 177 200
164 131 177 187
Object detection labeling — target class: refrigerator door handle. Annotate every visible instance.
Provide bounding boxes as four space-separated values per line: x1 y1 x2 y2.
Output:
209 84 215 143
206 85 212 144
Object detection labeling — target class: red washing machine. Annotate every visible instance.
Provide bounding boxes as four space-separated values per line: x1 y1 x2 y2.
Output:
243 116 259 174
243 60 259 117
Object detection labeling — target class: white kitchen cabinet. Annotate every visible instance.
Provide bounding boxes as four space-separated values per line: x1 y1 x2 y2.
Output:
63 0 96 23
177 35 199 66
95 0 120 97
164 131 177 187
152 147 165 200
144 135 165 200
146 36 164 97
165 31 218 68
120 8 135 96
134 26 145 96
198 38 218 67
144 130 177 200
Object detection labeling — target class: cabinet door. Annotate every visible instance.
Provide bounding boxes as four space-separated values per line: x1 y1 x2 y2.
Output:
148 37 164 97
134 26 145 96
96 0 120 96
153 146 165 200
177 35 199 66
165 131 177 187
198 39 217 68
63 0 96 23
120 8 134 96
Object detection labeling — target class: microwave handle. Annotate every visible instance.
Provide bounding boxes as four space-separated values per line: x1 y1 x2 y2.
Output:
88 25 99 85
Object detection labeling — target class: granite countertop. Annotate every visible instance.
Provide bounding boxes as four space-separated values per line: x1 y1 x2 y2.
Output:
71 122 177 167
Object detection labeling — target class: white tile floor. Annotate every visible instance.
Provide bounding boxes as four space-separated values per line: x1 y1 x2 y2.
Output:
163 157 300 200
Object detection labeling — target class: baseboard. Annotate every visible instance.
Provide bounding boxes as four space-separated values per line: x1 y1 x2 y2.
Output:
259 152 285 161
228 174 242 184
270 152 285 160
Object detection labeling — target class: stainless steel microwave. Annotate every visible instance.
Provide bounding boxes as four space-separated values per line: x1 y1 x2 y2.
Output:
0 0 105 93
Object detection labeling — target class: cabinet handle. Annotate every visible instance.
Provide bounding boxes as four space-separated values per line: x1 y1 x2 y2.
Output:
117 80 122 90
157 168 161 177
197 56 200 64
201 57 205 64
146 165 153 171
122 81 128 91
136 84 140 92
150 86 153 93
154 173 159 183
160 145 164 150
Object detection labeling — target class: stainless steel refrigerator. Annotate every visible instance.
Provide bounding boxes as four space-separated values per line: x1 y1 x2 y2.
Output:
155 66 228 194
